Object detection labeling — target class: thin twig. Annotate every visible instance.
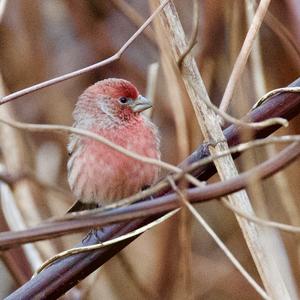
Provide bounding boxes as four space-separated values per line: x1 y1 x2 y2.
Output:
246 0 267 97
219 0 271 112
252 86 300 109
0 0 170 105
202 92 288 129
34 209 179 275
221 198 300 233
0 118 174 172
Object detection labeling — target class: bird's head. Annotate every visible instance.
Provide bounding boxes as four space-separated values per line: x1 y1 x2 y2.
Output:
74 78 152 127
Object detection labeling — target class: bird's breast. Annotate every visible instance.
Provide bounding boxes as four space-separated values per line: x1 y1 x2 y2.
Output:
68 120 160 205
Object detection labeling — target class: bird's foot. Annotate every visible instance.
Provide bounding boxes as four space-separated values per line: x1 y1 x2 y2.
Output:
90 227 105 244
81 227 104 244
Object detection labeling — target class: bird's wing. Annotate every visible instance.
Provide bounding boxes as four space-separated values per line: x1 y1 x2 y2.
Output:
67 133 78 156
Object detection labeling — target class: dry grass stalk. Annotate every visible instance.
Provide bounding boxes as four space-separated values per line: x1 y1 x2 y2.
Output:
219 0 271 112
149 1 193 297
154 0 293 298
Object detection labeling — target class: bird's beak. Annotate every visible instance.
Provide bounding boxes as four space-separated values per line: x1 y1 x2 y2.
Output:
130 95 152 112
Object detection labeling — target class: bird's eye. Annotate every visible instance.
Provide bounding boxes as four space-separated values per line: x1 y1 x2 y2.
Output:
119 97 128 104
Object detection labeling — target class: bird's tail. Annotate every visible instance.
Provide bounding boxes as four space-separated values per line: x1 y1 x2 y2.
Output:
67 201 99 213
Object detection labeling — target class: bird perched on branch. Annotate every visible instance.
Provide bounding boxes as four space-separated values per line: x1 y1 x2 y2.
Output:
67 78 160 212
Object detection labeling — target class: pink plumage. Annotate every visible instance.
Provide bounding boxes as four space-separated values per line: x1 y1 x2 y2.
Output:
67 78 160 210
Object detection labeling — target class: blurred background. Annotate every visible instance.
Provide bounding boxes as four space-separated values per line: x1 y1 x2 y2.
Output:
0 0 299 299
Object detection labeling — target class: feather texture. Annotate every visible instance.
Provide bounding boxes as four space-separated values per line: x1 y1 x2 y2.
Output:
67 79 160 209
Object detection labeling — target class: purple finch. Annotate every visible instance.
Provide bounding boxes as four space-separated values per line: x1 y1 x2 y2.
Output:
67 78 160 211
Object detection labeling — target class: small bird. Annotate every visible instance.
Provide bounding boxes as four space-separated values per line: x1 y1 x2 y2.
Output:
67 78 160 212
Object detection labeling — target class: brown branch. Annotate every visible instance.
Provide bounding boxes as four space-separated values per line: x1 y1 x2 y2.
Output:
0 210 32 286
